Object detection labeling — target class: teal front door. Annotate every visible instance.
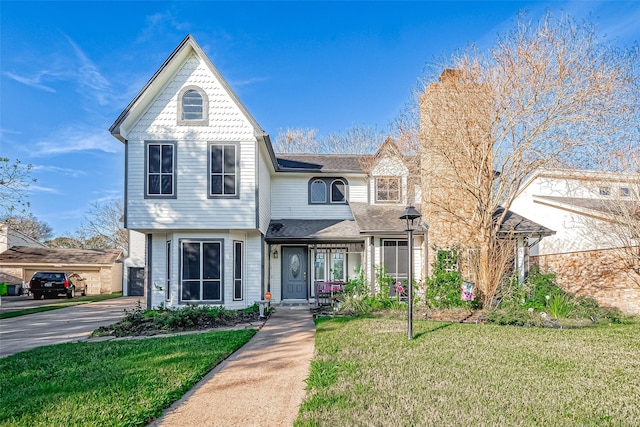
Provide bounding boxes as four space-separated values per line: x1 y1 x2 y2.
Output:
282 246 308 299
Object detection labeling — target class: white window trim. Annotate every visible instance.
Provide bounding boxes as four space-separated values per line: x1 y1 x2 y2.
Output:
375 176 402 203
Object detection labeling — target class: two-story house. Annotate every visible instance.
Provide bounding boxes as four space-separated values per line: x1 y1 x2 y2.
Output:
110 35 429 309
111 35 553 310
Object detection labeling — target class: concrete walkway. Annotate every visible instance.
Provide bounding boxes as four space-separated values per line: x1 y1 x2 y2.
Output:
150 305 316 427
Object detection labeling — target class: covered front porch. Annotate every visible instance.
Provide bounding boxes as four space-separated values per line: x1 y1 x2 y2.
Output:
265 212 428 305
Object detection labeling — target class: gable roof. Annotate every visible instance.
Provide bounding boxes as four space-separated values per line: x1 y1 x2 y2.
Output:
0 246 123 266
110 35 264 140
108 34 279 170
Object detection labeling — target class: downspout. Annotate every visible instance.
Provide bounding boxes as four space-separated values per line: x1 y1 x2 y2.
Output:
369 236 375 292
420 220 430 279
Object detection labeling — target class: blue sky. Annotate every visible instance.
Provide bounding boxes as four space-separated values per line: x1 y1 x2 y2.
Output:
1 1 638 237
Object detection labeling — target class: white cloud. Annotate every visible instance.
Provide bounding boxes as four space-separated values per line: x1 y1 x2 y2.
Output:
4 71 57 93
28 184 61 194
63 35 113 106
33 126 122 156
31 165 87 177
229 76 270 87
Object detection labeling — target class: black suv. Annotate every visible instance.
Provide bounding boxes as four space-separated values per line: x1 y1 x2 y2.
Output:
29 272 87 299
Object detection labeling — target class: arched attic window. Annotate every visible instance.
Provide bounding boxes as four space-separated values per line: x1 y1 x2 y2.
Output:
178 86 209 125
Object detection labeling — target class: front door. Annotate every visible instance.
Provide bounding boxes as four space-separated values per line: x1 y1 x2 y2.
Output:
282 246 308 299
129 267 145 296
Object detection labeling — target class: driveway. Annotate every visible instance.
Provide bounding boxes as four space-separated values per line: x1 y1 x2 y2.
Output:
0 296 141 358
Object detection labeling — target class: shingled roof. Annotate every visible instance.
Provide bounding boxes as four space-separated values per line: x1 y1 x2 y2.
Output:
275 154 371 173
265 219 361 243
494 207 555 236
534 196 639 217
0 246 123 265
350 203 425 234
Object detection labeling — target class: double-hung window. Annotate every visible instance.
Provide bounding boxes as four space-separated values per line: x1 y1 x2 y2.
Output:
209 143 239 197
146 142 176 197
181 240 223 302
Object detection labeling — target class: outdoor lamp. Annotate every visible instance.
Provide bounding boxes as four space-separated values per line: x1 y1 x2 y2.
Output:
273 249 279 259
399 205 421 340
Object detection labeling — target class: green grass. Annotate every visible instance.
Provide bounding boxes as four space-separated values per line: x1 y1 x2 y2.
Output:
0 329 255 426
0 292 123 319
296 316 640 426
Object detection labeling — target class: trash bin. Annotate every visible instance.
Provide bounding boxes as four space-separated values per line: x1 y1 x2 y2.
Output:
7 284 22 296
0 282 7 296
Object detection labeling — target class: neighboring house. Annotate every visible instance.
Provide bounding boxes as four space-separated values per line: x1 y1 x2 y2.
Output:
109 35 551 309
0 223 47 283
0 246 124 294
0 223 46 253
510 168 640 313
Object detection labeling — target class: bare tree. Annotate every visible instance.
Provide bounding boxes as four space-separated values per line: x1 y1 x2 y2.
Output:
274 125 385 155
77 200 128 254
1 215 53 242
274 128 319 153
0 157 35 217
400 11 639 307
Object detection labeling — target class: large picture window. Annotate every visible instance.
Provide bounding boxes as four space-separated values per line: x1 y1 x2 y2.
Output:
210 143 238 197
375 177 401 203
181 240 223 302
146 142 176 198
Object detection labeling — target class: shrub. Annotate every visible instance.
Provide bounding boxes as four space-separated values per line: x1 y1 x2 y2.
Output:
488 267 634 326
424 248 477 309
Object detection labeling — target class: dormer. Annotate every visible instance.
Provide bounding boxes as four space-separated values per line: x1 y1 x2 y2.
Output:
369 138 419 205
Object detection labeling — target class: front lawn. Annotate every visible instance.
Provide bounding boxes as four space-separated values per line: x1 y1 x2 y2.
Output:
0 329 255 426
296 316 640 426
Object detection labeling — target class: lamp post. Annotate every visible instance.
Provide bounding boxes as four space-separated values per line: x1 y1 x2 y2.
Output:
400 206 421 340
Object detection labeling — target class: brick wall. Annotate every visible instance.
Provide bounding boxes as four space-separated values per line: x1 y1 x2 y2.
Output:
532 248 640 314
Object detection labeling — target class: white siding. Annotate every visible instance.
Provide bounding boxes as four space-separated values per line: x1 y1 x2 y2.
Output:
258 147 272 233
270 174 366 219
122 230 146 296
510 173 637 255
151 230 262 309
125 54 257 230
